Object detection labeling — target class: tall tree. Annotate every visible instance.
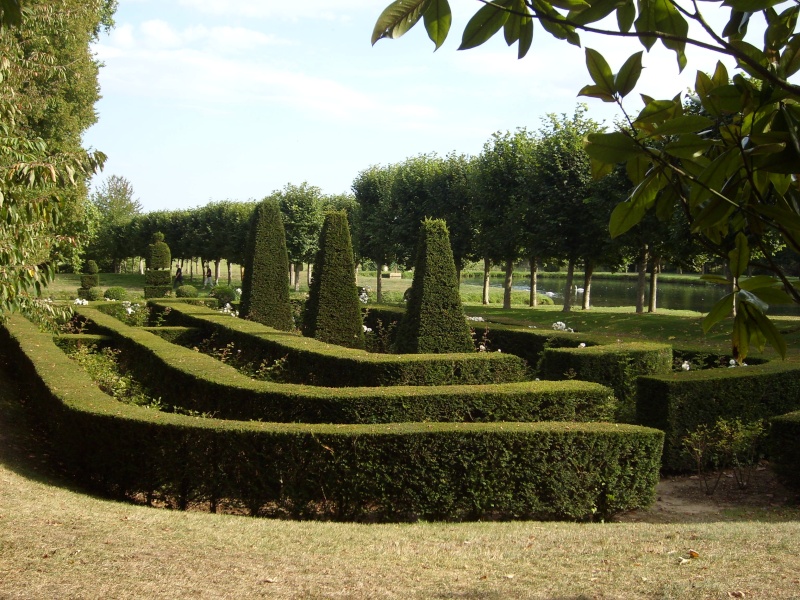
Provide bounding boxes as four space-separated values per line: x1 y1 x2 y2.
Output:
87 175 142 272
274 182 325 291
371 0 800 360
0 0 112 323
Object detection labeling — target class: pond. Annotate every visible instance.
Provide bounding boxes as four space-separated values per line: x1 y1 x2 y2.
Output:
461 276 800 316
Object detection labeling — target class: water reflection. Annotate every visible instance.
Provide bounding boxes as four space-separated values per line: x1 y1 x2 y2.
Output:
462 277 800 316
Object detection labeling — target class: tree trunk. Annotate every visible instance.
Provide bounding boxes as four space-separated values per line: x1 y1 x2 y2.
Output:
227 262 232 286
376 267 383 303
582 262 594 310
482 257 491 305
139 258 145 275
214 259 221 286
503 260 513 309
636 244 648 314
294 262 301 292
648 258 659 313
529 256 538 307
563 258 576 312
307 264 312 287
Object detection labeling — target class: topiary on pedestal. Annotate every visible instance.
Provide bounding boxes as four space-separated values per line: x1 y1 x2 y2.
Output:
239 198 293 330
77 260 100 300
302 210 365 349
144 232 173 299
393 218 473 354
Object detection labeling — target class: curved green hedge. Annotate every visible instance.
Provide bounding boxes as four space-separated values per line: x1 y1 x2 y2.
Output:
146 301 530 387
637 361 800 471
538 342 673 423
2 314 663 522
75 305 616 424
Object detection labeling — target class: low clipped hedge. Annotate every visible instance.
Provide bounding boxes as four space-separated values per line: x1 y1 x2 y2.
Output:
77 287 103 301
1 314 663 521
103 286 128 301
538 343 673 423
148 301 531 387
73 306 616 424
80 274 99 289
637 360 800 471
146 270 172 286
770 411 800 490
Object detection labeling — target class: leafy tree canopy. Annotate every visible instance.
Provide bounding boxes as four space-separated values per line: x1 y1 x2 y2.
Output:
372 0 800 361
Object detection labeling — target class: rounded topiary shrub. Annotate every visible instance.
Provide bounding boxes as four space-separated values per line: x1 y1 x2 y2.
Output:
77 287 104 301
148 232 171 270
302 210 365 349
239 199 294 331
393 218 473 354
175 285 199 298
103 287 128 301
144 232 173 299
80 274 99 289
83 260 99 275
210 285 237 305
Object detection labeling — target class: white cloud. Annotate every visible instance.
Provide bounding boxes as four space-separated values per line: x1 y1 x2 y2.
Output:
176 0 367 21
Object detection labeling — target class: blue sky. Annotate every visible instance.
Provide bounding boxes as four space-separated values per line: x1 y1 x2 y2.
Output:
84 0 741 213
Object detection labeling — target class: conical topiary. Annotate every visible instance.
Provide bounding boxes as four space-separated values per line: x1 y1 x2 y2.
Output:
393 218 473 354
144 232 173 299
239 198 293 330
302 210 365 349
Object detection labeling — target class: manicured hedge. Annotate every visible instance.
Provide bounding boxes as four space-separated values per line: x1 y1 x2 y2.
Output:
75 306 615 424
637 360 800 471
770 411 800 490
148 301 531 387
393 219 473 354
1 314 663 521
80 274 99 289
303 211 364 349
539 342 673 423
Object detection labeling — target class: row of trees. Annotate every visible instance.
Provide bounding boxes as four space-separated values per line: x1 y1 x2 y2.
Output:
352 106 709 311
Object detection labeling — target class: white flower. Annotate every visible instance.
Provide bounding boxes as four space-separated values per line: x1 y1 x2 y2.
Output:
73 298 88 306
479 344 486 352
467 316 485 322
236 288 242 295
126 307 133 315
578 343 586 348
363 325 372 333
496 349 501 352
681 360 691 371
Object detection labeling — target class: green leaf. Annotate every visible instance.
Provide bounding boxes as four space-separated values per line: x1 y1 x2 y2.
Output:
738 275 781 291
590 158 615 179
423 0 452 49
689 149 739 208
751 286 794 304
585 48 616 95
517 12 534 58
614 51 643 98
617 0 636 32
703 292 734 333
723 0 786 10
732 310 750 361
730 40 769 80
549 0 591 8
779 35 800 77
701 274 732 285
729 232 750 279
652 115 714 137
722 10 751 40
654 0 689 69
534 0 581 45
664 133 713 159
459 0 511 50
578 84 616 102
741 301 787 358
585 131 642 163
634 0 657 50
625 153 650 185
372 0 431 45
635 99 677 125
569 0 622 26
609 171 665 237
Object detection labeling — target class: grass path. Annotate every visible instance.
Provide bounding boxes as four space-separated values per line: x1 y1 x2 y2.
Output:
2 366 800 598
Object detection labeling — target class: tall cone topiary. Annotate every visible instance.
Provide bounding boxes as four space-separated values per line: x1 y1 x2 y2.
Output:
144 232 173 299
240 198 293 330
302 210 365 349
393 218 473 354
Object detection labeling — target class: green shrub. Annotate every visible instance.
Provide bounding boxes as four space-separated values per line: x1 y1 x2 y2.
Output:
103 287 128 301
210 285 237 305
175 285 199 298
770 411 800 490
145 271 172 286
80 274 99 289
302 211 364 349
147 232 171 270
2 314 663 522
394 219 473 354
83 260 99 275
539 342 673 423
239 198 294 331
637 361 800 471
77 287 104 301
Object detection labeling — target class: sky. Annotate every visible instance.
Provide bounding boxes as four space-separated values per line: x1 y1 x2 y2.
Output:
84 0 745 213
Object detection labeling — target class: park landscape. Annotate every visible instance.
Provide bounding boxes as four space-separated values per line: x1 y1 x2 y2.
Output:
3 0 800 598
